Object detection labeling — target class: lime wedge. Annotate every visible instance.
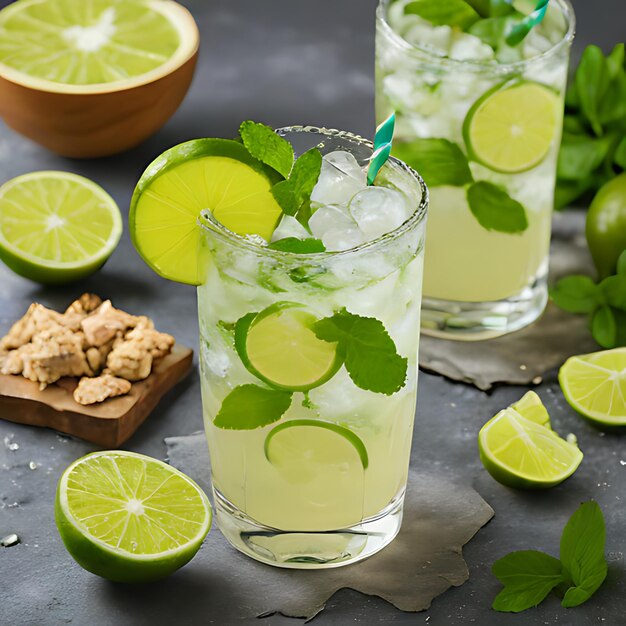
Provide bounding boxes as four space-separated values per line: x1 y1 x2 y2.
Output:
0 171 122 284
511 391 551 428
235 302 341 391
463 81 560 173
55 450 211 583
0 0 197 90
129 138 283 285
559 348 626 427
265 419 369 485
478 408 583 489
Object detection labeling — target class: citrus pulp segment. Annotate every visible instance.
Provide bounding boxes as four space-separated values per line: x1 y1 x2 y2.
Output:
559 348 626 427
55 450 211 582
0 0 198 92
511 390 551 428
235 302 341 391
129 138 283 285
0 171 122 284
463 81 560 173
478 408 583 489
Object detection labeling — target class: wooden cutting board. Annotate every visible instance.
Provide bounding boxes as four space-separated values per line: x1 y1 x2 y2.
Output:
0 345 193 447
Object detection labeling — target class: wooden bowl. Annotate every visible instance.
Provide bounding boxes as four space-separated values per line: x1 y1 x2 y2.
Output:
0 1 199 159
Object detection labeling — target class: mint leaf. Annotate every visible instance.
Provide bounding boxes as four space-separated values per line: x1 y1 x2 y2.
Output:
554 176 595 210
467 16 508 48
405 0 480 29
615 137 626 169
599 274 626 310
550 276 599 313
313 309 407 395
617 250 626 277
467 181 528 233
392 139 473 188
557 134 613 181
214 384 292 430
598 44 626 126
492 551 564 613
592 305 617 348
559 502 608 608
239 121 294 179
272 148 322 216
268 237 326 253
574 45 608 137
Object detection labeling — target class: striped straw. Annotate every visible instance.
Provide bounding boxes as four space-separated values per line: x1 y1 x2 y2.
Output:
505 0 550 47
367 112 396 186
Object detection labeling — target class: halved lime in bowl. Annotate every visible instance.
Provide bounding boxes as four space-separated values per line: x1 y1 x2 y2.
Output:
0 171 122 284
463 81 560 174
235 302 342 392
55 450 212 583
129 138 283 285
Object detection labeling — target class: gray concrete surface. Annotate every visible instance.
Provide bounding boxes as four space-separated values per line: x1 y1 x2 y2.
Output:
0 1 624 624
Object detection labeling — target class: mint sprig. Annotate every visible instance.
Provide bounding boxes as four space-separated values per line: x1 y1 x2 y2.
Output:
550 250 626 348
313 308 407 395
214 384 292 430
239 121 294 179
272 148 322 217
492 501 608 613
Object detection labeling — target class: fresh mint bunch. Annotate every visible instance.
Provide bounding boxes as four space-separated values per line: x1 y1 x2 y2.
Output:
556 44 626 209
492 501 608 613
550 250 626 348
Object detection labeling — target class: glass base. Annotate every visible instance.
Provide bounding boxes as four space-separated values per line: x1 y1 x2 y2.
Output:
420 275 548 341
213 487 404 569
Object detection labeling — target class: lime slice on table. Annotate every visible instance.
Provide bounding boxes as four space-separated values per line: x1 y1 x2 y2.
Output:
265 419 369 484
55 450 211 583
463 81 560 173
0 171 122 284
0 0 197 89
129 138 283 285
511 390 551 428
235 302 342 391
559 348 626 427
478 408 583 489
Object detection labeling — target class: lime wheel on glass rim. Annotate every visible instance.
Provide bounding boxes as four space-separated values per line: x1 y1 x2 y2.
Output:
0 171 122 284
55 450 212 583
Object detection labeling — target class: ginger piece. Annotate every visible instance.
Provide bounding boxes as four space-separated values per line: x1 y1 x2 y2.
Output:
0 303 40 350
125 327 174 359
73 374 131 406
106 339 153 382
65 293 102 317
0 344 35 376
81 300 138 347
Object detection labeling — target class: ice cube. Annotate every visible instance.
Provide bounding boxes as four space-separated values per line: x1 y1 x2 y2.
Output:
449 32 495 61
349 187 410 241
311 154 366 207
308 204 356 238
322 226 365 252
270 215 310 242
324 151 367 184
403 21 453 54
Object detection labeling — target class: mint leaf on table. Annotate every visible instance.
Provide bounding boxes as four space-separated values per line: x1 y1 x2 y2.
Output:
467 181 528 233
313 308 407 395
549 276 599 313
599 273 626 309
591 305 617 348
268 237 326 253
213 384 292 430
559 501 608 608
405 0 480 29
239 121 294 179
492 551 564 613
392 139 473 188
272 148 322 216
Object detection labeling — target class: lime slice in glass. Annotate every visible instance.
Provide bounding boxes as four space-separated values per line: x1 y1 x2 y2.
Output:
129 138 283 285
235 302 342 391
478 408 583 489
0 171 122 284
264 419 369 485
55 450 212 583
0 0 197 89
559 348 626 427
511 390 551 428
463 81 560 173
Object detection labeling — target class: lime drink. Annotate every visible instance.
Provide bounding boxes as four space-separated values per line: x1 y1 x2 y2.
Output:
196 127 427 567
376 0 575 338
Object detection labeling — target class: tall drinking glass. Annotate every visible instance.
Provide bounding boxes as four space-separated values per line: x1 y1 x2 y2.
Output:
198 127 427 568
376 0 575 339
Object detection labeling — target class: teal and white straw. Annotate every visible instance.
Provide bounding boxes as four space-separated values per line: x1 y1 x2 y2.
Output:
505 0 550 47
367 112 396 186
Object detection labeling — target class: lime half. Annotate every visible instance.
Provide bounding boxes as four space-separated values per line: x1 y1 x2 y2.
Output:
0 171 122 284
55 450 211 583
235 302 341 391
511 391 551 428
0 0 198 92
265 419 369 484
559 348 626 427
130 138 283 285
478 408 583 489
463 81 560 173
